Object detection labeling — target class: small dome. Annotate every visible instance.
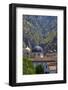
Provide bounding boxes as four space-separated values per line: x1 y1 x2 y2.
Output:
32 46 43 52
25 46 31 52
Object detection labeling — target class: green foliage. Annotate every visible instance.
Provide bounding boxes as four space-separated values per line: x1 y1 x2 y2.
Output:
44 31 57 44
23 57 44 75
23 57 35 75
35 64 44 74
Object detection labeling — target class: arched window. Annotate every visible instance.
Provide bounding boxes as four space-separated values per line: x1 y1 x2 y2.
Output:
44 63 49 74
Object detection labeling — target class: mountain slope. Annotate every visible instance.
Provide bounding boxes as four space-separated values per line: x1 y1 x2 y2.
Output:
23 15 57 52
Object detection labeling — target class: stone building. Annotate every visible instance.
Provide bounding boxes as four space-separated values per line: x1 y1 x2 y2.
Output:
23 45 57 74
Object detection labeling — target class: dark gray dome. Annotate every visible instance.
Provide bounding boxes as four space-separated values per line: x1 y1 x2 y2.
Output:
32 46 43 52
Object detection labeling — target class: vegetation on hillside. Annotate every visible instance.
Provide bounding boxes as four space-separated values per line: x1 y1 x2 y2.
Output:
23 57 35 74
23 57 45 74
35 64 44 74
23 15 57 52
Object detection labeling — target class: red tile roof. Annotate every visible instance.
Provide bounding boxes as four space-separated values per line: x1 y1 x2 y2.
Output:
31 54 57 62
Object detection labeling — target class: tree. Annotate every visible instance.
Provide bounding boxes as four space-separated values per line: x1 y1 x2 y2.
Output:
23 57 35 74
35 64 44 74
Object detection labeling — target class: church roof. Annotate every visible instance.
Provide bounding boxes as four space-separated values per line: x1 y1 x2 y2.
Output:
31 56 57 62
31 53 57 62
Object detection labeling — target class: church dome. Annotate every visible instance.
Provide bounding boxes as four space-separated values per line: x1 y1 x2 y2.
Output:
32 46 43 52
